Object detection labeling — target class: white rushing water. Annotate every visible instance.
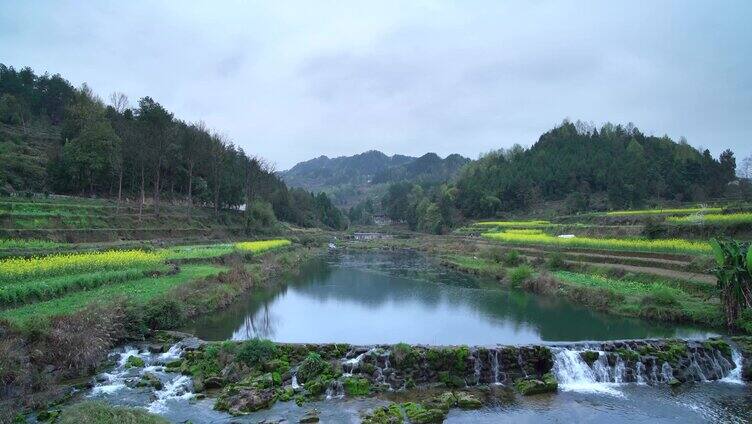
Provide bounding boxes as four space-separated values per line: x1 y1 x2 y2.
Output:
720 347 744 385
552 349 624 396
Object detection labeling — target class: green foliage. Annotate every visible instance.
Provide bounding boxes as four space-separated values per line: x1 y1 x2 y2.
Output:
58 401 169 424
509 265 533 286
143 297 187 329
235 338 277 368
342 377 371 396
296 352 332 384
124 355 145 368
710 238 752 329
503 249 522 266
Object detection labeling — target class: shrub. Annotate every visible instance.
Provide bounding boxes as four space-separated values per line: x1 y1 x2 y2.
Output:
245 200 279 235
509 265 533 286
143 297 187 330
235 338 277 368
546 251 565 270
503 249 522 266
343 377 371 396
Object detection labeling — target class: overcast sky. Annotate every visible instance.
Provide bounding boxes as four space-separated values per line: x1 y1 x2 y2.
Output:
1 1 750 170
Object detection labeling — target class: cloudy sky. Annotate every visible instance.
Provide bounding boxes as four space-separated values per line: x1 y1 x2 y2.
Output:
1 1 750 169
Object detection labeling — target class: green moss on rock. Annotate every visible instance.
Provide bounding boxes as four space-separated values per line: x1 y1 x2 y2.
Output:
125 355 145 368
514 373 558 395
343 377 371 396
401 402 447 424
579 351 600 365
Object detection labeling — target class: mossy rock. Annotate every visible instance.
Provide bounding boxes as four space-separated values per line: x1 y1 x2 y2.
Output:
702 339 732 357
392 343 420 371
514 373 558 396
297 353 333 384
401 402 447 424
165 359 183 369
579 351 600 365
614 348 639 362
456 392 482 409
362 404 404 424
136 372 163 390
124 355 145 368
343 377 371 396
303 376 330 396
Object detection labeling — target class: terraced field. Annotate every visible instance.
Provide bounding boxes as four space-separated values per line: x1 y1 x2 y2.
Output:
0 238 293 326
0 196 248 243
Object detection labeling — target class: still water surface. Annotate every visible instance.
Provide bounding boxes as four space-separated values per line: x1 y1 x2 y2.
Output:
183 251 713 344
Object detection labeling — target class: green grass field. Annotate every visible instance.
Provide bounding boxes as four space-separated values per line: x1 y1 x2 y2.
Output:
667 212 752 225
0 264 225 324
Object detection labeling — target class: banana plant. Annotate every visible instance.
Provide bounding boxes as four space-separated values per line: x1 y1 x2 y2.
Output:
710 238 752 329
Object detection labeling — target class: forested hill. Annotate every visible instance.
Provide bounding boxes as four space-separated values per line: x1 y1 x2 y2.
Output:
281 150 415 191
453 121 737 217
0 64 346 230
280 150 470 207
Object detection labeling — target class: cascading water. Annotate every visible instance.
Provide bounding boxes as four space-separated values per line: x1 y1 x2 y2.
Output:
551 349 624 396
491 350 500 385
721 347 744 385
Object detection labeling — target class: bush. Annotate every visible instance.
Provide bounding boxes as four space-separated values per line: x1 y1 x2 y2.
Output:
143 297 187 330
503 250 522 266
509 265 533 286
58 401 169 424
245 200 279 235
235 338 277 368
546 251 565 270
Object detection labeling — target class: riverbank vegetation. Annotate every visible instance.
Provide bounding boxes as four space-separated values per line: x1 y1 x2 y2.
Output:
0 238 308 421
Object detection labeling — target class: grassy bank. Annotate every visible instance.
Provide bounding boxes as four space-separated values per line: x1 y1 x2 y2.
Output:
0 239 312 421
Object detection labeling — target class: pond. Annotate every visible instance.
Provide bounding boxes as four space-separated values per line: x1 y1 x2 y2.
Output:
182 250 715 344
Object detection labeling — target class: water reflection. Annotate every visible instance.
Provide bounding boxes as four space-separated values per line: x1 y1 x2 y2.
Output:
182 251 716 344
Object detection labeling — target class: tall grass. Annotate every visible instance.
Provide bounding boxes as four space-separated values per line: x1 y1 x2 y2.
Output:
605 207 722 217
482 231 710 255
667 213 752 225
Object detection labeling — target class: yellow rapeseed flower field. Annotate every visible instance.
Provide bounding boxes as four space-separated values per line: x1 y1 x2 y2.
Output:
667 213 752 225
234 239 291 253
0 250 163 284
482 231 710 255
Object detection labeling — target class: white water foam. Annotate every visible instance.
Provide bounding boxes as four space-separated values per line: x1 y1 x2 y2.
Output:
552 349 624 396
720 347 744 385
146 375 194 414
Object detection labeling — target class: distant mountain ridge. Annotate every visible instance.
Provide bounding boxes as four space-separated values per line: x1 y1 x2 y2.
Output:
280 150 470 207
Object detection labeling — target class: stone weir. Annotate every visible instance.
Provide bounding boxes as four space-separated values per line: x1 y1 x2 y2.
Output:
157 335 748 415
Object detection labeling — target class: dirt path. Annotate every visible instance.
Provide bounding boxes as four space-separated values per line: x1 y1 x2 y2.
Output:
561 259 715 284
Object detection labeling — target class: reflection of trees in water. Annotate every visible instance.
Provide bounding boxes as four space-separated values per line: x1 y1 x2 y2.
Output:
234 300 278 340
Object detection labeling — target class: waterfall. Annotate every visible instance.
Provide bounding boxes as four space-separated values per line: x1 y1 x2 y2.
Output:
552 349 623 396
720 347 744 385
492 349 500 384
325 380 344 400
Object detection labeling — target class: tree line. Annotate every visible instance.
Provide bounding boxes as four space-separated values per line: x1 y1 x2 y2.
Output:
377 120 748 233
0 64 345 229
